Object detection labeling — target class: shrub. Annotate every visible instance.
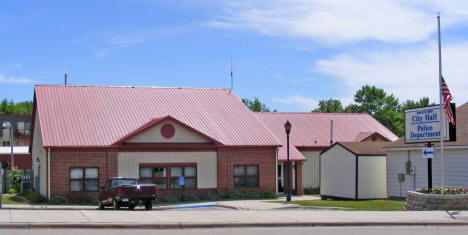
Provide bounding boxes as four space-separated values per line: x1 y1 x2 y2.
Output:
21 190 46 204
70 199 88 205
183 193 199 202
7 167 22 193
303 187 320 195
49 195 68 204
90 196 99 205
202 192 218 201
245 192 260 199
260 191 277 199
162 196 179 203
228 192 245 200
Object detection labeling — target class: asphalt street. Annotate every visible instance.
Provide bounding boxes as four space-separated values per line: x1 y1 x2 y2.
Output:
1 226 468 235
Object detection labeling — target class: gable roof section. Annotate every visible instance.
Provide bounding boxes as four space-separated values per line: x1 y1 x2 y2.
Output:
323 142 389 156
113 115 222 145
34 85 281 148
255 112 398 160
355 132 390 142
386 102 468 149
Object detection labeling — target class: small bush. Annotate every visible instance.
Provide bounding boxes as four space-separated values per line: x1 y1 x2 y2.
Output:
202 192 218 201
49 195 68 204
162 196 179 203
303 187 320 195
22 190 46 204
183 193 199 202
70 199 88 205
90 196 99 205
8 189 16 194
7 167 22 193
245 192 260 199
260 191 277 199
228 192 245 200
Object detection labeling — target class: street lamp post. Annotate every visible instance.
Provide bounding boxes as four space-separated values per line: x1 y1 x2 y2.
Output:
284 120 292 202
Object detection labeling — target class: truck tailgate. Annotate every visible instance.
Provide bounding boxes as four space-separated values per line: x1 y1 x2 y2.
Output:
121 184 157 199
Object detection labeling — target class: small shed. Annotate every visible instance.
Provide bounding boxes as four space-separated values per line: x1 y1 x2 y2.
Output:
320 142 388 200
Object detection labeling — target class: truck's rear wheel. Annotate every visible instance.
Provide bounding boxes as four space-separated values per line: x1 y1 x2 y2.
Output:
112 199 120 210
98 201 105 210
144 200 152 210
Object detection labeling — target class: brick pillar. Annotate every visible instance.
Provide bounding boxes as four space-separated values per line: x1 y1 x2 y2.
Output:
295 161 304 195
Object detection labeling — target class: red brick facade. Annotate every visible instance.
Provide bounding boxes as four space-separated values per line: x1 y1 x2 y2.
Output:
0 154 31 170
46 147 303 200
49 149 118 199
217 147 277 197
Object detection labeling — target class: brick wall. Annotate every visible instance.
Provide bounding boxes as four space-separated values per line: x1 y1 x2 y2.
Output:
217 147 276 197
0 154 31 170
50 149 118 200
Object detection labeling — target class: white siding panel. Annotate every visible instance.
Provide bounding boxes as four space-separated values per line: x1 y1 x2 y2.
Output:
31 111 47 196
301 151 320 189
126 120 210 143
118 152 217 189
321 145 356 199
386 148 468 198
358 156 387 199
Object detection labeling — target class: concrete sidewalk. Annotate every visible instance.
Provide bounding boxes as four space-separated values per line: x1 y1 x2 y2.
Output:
1 195 319 211
1 209 468 228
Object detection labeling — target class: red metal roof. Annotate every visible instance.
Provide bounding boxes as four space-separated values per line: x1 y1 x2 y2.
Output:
255 112 398 161
34 85 281 148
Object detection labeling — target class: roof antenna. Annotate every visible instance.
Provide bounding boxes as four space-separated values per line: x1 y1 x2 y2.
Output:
64 73 67 85
330 120 334 145
230 58 233 93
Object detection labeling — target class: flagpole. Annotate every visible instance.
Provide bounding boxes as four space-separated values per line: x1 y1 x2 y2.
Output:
437 12 445 195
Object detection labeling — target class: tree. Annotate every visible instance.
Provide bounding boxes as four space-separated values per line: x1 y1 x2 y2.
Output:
394 97 435 136
312 99 344 113
242 97 271 112
0 98 33 115
345 85 400 136
12 101 33 114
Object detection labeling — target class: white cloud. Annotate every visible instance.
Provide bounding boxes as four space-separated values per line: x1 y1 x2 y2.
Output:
209 0 468 45
0 74 35 84
273 95 318 111
313 42 468 104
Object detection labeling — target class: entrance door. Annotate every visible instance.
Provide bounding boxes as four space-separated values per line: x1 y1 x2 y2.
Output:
277 164 284 193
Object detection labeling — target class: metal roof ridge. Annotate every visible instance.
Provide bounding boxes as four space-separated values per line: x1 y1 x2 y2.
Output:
34 84 231 90
255 112 370 115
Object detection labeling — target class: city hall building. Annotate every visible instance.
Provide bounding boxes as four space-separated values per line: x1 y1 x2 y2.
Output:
31 85 397 200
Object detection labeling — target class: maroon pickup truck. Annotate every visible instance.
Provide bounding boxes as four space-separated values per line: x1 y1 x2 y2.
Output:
98 177 158 210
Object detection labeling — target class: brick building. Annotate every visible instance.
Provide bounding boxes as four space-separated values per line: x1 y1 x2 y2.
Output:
31 85 295 200
31 85 398 200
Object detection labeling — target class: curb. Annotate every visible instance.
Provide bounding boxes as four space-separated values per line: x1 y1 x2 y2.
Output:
2 221 468 229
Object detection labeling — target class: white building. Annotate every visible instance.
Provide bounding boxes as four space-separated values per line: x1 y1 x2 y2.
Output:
320 142 388 200
385 103 468 198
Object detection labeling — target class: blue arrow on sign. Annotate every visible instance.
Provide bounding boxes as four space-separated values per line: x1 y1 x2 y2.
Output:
422 147 435 159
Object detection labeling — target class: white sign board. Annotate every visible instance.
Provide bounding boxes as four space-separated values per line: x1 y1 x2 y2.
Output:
422 147 435 159
405 105 449 143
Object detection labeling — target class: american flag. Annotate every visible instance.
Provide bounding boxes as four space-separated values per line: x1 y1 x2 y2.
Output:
441 76 455 126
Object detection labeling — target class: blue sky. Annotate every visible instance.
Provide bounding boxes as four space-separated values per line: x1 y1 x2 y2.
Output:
1 0 468 111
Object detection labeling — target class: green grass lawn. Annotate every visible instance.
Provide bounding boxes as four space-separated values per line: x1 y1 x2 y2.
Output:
289 199 405 211
1 194 26 205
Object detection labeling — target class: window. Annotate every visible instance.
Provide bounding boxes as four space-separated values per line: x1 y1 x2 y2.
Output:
2 141 10 147
70 168 99 192
139 165 197 190
234 165 259 188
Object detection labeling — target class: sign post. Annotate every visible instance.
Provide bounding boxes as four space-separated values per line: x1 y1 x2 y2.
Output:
405 105 456 190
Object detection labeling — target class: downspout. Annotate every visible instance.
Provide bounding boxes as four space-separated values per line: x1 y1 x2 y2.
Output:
275 147 278 195
47 148 50 200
